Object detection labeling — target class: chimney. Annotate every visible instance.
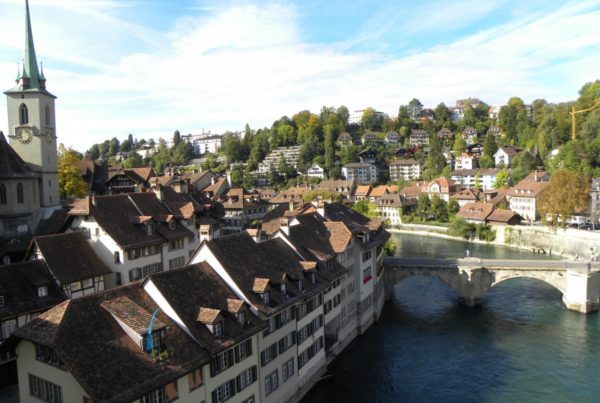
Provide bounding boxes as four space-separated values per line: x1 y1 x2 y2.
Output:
289 201 294 212
226 171 232 187
210 177 216 186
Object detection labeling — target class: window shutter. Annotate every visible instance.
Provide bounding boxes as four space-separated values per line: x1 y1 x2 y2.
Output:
252 365 257 382
212 389 218 403
291 331 296 344
234 346 240 363
246 339 252 355
229 380 237 396
261 351 266 366
236 375 242 392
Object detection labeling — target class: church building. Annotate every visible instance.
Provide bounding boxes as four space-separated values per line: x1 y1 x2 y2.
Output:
0 0 61 262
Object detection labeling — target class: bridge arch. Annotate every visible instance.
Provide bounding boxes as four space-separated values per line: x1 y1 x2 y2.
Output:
386 266 464 297
481 269 567 296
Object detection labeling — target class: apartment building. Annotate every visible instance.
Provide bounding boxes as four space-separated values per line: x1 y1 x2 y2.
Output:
68 192 198 288
258 146 301 174
341 163 377 184
389 159 422 181
5 262 264 403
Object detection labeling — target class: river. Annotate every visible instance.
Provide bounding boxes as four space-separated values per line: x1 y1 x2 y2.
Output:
303 232 600 403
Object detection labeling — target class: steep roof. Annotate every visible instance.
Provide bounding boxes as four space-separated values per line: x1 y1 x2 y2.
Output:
0 132 38 179
146 262 264 353
32 232 112 284
205 233 324 315
456 202 494 221
0 260 66 320
11 284 211 403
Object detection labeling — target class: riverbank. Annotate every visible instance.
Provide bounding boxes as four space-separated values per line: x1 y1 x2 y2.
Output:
388 223 578 259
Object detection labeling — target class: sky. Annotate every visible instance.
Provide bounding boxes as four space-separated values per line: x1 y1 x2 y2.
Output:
0 0 599 152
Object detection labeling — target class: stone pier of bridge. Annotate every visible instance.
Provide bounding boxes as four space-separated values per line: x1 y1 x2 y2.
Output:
384 257 600 314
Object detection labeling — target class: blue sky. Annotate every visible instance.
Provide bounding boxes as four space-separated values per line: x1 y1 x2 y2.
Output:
0 0 599 151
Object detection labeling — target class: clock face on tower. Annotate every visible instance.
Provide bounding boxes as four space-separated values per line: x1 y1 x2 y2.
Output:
17 127 33 144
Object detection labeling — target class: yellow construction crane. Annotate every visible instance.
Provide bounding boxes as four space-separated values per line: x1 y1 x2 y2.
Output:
570 99 600 140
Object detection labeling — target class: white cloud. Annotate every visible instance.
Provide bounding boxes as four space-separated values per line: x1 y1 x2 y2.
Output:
0 0 599 151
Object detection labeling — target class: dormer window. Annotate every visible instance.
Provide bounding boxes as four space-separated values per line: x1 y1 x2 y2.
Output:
146 223 154 235
37 286 48 298
0 295 4 307
237 310 246 326
281 283 287 295
297 279 303 291
169 220 176 230
214 321 223 338
263 291 270 304
310 272 316 284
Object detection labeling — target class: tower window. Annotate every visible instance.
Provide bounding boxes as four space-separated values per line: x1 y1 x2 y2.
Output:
0 184 6 204
45 105 51 126
17 183 24 204
19 104 28 125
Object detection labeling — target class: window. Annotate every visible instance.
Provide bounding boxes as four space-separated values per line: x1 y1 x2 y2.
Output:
114 251 120 264
282 358 295 382
19 104 28 124
234 339 252 362
1 318 17 341
363 267 372 284
241 396 255 403
263 291 270 304
169 256 185 270
38 286 48 297
169 238 184 251
260 343 278 366
264 370 279 396
362 250 372 263
140 388 166 403
214 321 223 338
35 344 65 370
143 263 163 276
0 295 4 307
0 184 6 204
129 268 142 282
169 221 176 230
29 374 62 403
236 310 246 325
115 273 122 286
210 348 234 376
188 368 203 391
17 183 24 204
211 379 236 403
236 366 257 392
95 227 100 236
45 105 51 125
165 381 178 402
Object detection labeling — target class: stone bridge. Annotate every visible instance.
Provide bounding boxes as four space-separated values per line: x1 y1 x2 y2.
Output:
384 257 600 313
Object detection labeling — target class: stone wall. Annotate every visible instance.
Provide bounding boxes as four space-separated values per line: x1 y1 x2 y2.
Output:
496 225 600 259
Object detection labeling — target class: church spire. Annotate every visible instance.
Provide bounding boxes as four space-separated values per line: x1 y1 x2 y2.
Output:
22 0 41 89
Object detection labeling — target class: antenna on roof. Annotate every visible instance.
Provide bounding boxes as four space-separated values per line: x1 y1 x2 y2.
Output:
146 308 160 353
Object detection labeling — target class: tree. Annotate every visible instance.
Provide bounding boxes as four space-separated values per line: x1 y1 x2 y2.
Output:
416 194 431 218
361 107 382 131
302 189 342 203
352 200 377 218
423 135 446 179
58 144 88 199
483 130 498 159
407 98 423 120
453 135 467 155
173 130 181 146
494 169 510 189
430 195 448 222
337 105 350 128
122 151 143 168
538 169 590 225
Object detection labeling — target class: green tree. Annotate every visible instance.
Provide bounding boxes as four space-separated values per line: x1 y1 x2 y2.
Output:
407 98 424 120
173 130 181 146
430 195 448 222
361 107 382 130
58 144 88 199
423 135 446 179
122 151 143 168
494 169 510 189
416 194 431 219
352 200 378 218
453 134 467 155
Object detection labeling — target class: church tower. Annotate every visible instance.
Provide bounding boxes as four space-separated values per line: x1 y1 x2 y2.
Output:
4 0 59 207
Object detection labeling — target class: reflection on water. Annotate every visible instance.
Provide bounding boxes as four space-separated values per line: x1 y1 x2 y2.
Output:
303 234 600 403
